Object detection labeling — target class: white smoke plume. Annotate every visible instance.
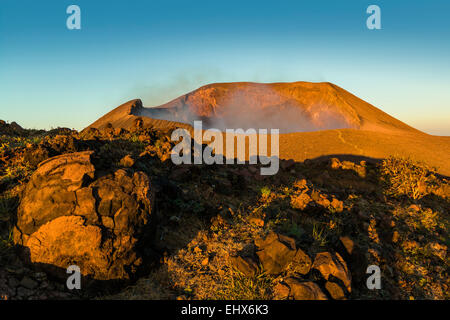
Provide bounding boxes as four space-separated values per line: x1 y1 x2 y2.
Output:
137 84 355 133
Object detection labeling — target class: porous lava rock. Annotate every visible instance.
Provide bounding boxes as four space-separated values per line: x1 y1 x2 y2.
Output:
13 151 154 281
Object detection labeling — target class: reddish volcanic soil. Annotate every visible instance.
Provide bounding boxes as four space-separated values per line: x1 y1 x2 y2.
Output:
86 82 450 175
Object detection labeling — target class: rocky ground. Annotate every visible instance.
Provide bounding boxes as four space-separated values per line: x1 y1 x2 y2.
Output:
0 120 448 300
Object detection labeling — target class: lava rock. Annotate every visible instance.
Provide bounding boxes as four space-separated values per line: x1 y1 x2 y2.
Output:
14 151 155 281
230 256 258 277
255 232 296 275
312 252 352 292
284 278 327 300
291 248 312 275
325 281 346 300
273 282 290 300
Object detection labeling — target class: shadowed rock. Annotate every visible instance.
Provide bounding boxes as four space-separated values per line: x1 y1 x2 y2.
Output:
230 256 258 277
291 248 312 275
312 252 352 292
284 278 327 300
255 232 297 275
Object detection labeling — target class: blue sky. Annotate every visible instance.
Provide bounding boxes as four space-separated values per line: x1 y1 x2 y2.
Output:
1 0 449 135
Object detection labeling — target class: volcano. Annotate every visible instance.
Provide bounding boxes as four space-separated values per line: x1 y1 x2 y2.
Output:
86 82 450 175
88 82 420 133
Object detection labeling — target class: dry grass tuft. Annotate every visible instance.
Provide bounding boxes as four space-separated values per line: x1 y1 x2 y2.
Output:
213 269 274 300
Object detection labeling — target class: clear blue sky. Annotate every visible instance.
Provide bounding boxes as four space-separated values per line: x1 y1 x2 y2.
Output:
1 0 449 135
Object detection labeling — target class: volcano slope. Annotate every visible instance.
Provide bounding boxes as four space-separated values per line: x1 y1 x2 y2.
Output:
86 82 450 176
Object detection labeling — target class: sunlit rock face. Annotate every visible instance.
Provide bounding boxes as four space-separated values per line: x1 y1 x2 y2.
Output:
14 151 154 281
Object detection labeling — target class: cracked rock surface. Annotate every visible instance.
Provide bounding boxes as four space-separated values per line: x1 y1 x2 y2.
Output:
13 151 154 281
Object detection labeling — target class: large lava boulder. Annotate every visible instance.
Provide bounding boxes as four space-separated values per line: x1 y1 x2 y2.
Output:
13 151 154 281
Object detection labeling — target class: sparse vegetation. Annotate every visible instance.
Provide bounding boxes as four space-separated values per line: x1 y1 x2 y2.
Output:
380 156 440 200
0 229 13 258
280 221 305 240
260 186 271 198
311 223 328 247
